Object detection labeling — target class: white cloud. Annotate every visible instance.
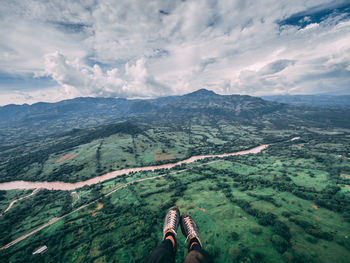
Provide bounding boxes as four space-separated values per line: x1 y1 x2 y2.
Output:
37 51 170 99
0 87 77 106
305 23 319 30
0 0 349 105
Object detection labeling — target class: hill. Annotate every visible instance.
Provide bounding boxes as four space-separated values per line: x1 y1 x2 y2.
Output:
261 95 350 107
0 90 350 263
3 90 350 146
0 90 285 144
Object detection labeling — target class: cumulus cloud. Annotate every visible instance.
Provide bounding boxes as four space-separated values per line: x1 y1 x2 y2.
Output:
0 0 349 105
38 51 170 98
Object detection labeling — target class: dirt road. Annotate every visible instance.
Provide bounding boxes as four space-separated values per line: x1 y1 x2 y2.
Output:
0 188 40 216
0 173 168 250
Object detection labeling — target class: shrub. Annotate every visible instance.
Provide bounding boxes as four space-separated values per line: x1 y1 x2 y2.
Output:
229 231 240 240
249 227 263 235
271 235 289 254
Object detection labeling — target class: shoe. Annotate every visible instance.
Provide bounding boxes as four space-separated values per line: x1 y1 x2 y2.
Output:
180 214 203 249
163 206 180 241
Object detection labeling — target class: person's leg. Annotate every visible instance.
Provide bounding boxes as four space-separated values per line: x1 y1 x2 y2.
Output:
143 237 176 263
181 214 214 263
144 207 180 263
184 243 214 263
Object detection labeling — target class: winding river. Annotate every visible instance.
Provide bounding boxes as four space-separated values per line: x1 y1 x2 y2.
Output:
0 144 270 191
0 144 271 250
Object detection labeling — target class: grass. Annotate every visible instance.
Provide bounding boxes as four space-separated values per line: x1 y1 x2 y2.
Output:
1 126 350 262
0 190 32 212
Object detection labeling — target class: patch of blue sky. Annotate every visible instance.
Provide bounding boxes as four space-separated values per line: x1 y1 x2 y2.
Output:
279 1 350 28
0 72 56 91
159 10 169 15
146 48 169 59
52 22 91 34
84 56 127 71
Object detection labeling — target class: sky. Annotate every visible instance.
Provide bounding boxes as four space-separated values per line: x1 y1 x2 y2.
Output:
0 0 349 105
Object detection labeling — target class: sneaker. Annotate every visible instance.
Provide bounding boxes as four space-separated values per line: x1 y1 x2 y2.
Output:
180 214 203 249
163 206 180 241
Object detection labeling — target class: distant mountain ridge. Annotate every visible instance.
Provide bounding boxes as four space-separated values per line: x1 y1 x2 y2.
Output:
0 89 281 125
1 89 349 147
0 89 284 144
262 94 350 107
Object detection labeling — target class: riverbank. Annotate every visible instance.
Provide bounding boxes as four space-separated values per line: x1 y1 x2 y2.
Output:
0 144 270 191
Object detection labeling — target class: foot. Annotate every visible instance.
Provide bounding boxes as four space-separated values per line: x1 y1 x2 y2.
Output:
180 214 203 249
163 206 180 249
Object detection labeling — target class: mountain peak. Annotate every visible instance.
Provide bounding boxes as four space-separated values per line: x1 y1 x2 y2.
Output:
185 89 217 97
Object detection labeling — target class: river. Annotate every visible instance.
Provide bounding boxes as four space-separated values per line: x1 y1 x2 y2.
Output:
0 144 269 191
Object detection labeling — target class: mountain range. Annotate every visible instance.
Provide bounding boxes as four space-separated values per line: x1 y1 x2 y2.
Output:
1 89 349 147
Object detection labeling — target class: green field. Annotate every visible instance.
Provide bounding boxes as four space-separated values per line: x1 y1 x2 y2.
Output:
1 135 350 263
0 120 280 183
1 92 350 262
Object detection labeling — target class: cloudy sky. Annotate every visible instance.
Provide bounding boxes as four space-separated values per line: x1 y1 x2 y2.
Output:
0 0 349 105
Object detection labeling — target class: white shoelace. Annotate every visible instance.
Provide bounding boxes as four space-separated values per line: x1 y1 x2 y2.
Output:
164 210 178 232
183 217 197 244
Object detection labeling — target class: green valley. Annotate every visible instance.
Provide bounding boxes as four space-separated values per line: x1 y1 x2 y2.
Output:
0 90 349 263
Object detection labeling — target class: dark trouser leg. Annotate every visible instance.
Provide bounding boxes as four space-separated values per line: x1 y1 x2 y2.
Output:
144 239 176 263
184 244 214 263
